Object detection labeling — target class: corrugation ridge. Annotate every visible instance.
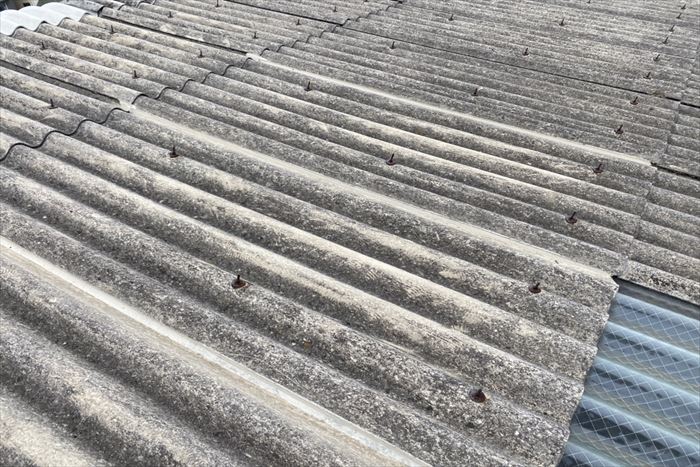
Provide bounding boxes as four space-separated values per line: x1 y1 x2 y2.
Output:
0 205 528 467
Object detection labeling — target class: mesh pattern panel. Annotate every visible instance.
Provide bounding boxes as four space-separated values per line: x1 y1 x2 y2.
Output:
560 290 700 467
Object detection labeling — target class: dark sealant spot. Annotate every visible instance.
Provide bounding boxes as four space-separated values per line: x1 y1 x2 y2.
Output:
469 388 487 403
232 274 249 289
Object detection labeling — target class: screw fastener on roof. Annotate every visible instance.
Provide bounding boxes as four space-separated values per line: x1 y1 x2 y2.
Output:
232 275 249 289
469 389 487 403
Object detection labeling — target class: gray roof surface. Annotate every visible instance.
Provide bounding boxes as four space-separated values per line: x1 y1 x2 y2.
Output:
0 0 698 466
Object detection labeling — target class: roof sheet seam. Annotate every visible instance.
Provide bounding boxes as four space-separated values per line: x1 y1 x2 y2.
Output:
0 106 127 163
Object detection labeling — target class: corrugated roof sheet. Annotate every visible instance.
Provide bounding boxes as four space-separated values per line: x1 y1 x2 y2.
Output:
0 0 698 465
561 282 700 466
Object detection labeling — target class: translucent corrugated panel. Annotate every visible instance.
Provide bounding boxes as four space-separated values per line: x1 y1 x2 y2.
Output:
560 283 700 467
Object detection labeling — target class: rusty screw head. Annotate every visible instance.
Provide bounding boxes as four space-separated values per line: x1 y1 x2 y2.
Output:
528 282 542 294
469 388 487 403
386 153 396 166
593 162 604 174
232 274 249 289
566 211 578 225
303 339 313 351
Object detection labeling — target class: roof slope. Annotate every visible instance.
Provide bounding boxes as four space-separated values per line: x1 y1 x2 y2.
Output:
0 0 698 466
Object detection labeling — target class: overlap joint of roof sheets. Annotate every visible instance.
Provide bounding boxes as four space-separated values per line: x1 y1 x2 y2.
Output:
1 0 698 466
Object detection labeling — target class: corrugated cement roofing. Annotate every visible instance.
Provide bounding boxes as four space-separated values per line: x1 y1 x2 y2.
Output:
0 0 698 466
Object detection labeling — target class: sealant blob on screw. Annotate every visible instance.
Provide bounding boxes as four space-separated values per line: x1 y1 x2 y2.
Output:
469 389 487 403
232 275 249 289
566 212 578 225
